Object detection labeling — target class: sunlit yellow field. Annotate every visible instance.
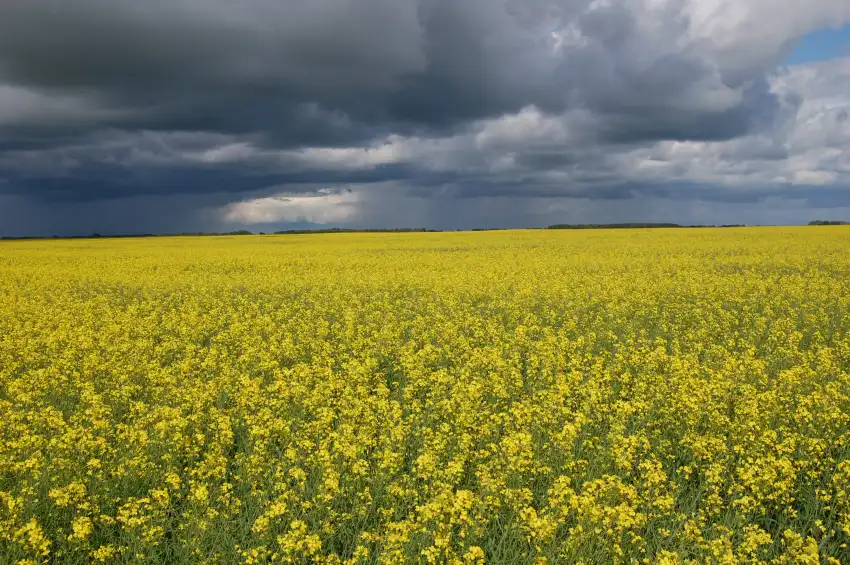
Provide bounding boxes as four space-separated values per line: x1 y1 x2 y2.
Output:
1 228 850 564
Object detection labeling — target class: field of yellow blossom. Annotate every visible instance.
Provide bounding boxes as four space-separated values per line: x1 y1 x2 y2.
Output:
1 227 850 564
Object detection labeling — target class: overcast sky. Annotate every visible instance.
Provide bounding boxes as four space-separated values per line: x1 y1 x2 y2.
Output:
1 0 849 235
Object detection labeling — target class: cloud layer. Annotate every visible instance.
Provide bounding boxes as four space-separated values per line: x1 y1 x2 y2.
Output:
1 0 849 234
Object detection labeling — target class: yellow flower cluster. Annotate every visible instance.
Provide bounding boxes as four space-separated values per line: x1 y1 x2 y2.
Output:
1 227 849 564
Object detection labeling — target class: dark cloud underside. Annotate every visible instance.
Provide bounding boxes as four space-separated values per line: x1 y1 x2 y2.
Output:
0 0 848 235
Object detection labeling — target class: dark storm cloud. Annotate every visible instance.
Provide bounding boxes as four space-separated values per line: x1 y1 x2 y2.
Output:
0 0 787 146
0 0 849 235
562 6 783 142
1 167 284 202
0 142 436 202
0 192 230 237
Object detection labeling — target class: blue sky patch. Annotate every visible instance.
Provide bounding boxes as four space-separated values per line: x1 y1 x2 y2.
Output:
786 23 850 65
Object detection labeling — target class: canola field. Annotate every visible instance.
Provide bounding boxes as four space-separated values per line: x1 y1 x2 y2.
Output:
1 227 850 565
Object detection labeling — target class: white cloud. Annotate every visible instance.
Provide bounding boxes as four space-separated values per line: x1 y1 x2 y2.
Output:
685 0 850 73
292 139 412 169
474 106 573 149
197 142 259 164
222 188 361 224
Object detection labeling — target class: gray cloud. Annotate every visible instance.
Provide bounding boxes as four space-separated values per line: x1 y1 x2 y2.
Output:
0 0 849 235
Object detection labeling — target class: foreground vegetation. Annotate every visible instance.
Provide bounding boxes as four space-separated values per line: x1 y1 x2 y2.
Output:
1 228 850 564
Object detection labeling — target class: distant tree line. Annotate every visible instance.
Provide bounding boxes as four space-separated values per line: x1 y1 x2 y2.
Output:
273 228 433 234
546 223 747 229
0 228 438 240
548 223 681 229
1 230 256 240
808 220 849 225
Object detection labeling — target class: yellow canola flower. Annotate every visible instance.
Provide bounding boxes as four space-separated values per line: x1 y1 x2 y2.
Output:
0 227 848 564
67 516 94 543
